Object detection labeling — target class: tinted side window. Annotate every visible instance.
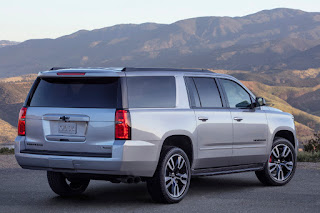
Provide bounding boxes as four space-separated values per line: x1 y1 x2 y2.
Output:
220 79 252 108
29 77 120 108
127 76 176 108
185 77 201 107
193 77 222 108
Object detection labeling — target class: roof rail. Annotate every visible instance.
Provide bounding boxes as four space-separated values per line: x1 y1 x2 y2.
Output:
49 67 213 73
122 67 213 73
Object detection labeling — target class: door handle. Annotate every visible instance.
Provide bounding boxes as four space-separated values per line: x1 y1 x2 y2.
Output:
233 117 243 122
198 116 209 121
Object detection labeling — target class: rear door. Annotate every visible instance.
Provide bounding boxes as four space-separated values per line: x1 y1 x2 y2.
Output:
185 77 233 169
219 78 268 165
24 77 122 156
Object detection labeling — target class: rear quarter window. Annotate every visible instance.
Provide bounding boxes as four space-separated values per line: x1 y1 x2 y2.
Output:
29 77 120 108
126 76 176 108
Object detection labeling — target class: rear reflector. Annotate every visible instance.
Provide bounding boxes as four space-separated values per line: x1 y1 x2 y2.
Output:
57 72 85 76
115 110 131 140
18 107 27 136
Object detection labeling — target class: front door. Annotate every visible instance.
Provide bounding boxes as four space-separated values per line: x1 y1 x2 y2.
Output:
219 79 268 166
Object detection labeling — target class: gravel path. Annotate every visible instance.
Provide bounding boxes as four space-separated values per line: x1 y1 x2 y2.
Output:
0 154 20 169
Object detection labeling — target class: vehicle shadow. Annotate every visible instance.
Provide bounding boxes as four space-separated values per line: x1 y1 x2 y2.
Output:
189 175 262 196
49 174 262 206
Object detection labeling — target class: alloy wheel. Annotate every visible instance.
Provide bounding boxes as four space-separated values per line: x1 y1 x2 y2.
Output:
268 144 294 182
164 154 189 198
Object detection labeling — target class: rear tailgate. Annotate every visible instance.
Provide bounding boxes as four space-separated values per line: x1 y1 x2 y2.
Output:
23 77 122 156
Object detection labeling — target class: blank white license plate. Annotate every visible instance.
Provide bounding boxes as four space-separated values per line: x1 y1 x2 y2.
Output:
58 122 77 134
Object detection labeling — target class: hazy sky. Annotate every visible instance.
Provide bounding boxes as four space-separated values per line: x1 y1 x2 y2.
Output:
1 0 320 41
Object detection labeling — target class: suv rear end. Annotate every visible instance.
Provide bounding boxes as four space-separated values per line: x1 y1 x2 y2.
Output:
15 68 160 177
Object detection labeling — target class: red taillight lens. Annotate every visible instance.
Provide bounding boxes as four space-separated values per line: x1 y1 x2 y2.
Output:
18 107 27 136
115 110 131 140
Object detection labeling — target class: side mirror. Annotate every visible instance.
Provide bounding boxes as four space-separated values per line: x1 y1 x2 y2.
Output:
255 97 266 106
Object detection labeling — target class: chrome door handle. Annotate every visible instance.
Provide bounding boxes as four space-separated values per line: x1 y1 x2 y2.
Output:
198 116 208 121
233 117 243 122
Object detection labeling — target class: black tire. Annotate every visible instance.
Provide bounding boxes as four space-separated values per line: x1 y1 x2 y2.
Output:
255 137 297 186
147 147 191 204
47 171 90 197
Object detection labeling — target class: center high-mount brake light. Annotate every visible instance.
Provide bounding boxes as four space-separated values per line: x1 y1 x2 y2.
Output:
115 110 131 140
18 107 27 136
57 72 85 76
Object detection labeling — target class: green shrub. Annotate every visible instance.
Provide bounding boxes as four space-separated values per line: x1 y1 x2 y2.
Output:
0 147 14 154
303 133 320 152
298 151 320 162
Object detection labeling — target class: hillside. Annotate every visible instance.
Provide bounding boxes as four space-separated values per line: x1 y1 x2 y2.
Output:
0 75 35 127
1 9 320 77
213 68 320 87
285 44 320 69
0 119 16 144
0 74 36 144
288 89 320 116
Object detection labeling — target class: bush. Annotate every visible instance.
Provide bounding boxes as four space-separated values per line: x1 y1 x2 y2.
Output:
298 151 320 162
303 133 320 153
297 134 320 162
0 147 14 154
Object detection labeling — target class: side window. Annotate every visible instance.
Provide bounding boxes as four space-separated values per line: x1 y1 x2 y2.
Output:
192 77 223 108
185 77 201 107
126 76 176 108
220 79 252 108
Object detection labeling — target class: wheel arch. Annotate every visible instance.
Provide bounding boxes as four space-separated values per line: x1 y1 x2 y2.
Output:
161 134 195 167
273 129 296 148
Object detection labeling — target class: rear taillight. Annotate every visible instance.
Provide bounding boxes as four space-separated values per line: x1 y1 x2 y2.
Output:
18 107 27 136
115 109 131 140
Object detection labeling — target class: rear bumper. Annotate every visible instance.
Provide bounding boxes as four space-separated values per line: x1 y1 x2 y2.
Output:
14 136 159 177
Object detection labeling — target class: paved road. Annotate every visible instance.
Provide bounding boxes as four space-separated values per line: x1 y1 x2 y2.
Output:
0 156 319 213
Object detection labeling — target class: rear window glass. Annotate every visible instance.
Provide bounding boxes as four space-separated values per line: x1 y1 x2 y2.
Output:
127 76 176 108
29 77 120 108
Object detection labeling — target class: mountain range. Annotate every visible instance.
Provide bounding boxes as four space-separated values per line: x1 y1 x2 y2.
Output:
1 8 320 77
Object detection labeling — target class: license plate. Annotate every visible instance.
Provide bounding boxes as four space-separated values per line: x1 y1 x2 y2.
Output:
58 122 77 134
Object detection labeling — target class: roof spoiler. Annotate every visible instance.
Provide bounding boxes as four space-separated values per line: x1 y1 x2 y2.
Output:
50 67 72 70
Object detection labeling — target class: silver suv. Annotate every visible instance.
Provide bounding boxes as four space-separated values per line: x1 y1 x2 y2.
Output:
15 67 298 203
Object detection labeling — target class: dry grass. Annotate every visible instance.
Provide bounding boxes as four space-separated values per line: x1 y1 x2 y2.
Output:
0 74 37 83
291 68 320 79
0 119 16 144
